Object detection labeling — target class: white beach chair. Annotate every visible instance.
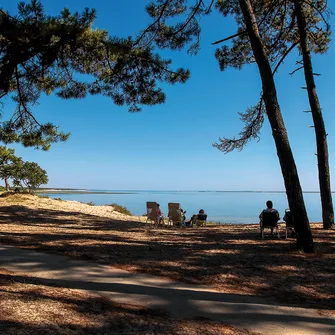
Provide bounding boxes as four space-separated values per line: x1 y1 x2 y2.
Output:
167 203 185 227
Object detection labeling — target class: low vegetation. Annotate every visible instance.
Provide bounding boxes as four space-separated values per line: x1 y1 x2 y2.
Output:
109 203 132 216
37 194 50 199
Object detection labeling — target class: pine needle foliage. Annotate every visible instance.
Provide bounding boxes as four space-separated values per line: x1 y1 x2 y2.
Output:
0 0 190 149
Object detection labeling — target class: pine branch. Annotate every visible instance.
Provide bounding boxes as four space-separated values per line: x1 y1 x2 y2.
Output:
273 41 300 75
170 0 204 37
133 0 171 47
290 66 304 75
301 0 330 31
212 31 246 45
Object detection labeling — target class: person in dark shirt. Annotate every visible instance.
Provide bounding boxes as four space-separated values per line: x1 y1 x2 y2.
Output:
187 209 207 226
259 200 280 234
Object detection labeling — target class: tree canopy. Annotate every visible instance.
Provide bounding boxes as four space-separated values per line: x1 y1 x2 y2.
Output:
11 160 48 193
0 145 48 192
131 0 330 152
0 0 189 149
213 0 331 152
0 145 21 190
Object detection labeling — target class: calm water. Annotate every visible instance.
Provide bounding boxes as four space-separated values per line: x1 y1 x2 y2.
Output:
41 190 323 224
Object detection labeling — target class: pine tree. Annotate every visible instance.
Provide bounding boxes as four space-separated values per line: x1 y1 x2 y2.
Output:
292 0 333 229
0 146 21 191
11 160 48 194
138 0 314 251
213 0 333 230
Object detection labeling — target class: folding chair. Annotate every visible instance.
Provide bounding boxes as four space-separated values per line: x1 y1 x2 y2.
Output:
284 209 295 239
194 214 207 227
167 203 184 227
146 202 164 225
260 211 280 239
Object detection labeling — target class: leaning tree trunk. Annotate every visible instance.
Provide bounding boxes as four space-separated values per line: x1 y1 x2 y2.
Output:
238 0 314 252
5 177 9 191
293 0 334 229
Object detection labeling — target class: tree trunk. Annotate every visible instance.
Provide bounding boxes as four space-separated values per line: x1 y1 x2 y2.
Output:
5 177 9 191
293 0 334 229
238 0 314 252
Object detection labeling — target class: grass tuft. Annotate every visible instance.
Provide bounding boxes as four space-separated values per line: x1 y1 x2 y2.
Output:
108 203 132 215
38 195 50 199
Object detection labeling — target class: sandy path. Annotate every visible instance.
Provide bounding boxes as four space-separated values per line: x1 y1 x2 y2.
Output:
1 244 334 335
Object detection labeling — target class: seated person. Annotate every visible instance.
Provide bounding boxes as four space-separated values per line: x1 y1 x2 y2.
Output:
259 200 280 234
180 208 186 221
179 208 187 226
197 209 207 221
187 209 207 226
283 209 296 237
156 204 163 224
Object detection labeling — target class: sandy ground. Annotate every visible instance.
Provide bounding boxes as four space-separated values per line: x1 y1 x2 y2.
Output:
1 193 147 222
3 245 334 335
0 194 257 334
0 266 251 335
0 193 334 317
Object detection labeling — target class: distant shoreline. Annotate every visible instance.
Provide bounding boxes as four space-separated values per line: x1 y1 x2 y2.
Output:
35 189 324 194
36 190 136 195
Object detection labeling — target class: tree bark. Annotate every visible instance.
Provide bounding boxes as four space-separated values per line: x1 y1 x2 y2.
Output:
238 0 314 252
293 0 334 229
5 177 9 191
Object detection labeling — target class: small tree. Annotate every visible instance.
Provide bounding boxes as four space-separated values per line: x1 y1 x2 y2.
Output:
0 146 21 191
11 161 48 194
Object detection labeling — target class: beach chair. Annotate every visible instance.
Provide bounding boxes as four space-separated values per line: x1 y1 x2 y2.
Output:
146 202 163 225
260 211 280 239
284 209 295 239
194 214 207 227
168 203 184 227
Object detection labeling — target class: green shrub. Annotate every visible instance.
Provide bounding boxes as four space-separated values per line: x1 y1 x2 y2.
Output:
87 201 95 206
38 194 49 199
8 188 30 194
108 203 132 215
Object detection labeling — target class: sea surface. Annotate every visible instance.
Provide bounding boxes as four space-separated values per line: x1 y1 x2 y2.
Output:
40 190 324 224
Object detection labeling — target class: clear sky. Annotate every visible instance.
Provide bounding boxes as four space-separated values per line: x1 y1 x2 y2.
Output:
3 0 335 191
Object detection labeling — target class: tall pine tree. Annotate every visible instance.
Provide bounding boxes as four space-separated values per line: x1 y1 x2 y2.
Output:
292 0 333 229
138 0 315 251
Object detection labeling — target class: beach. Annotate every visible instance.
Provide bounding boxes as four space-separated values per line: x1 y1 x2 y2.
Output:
0 193 334 316
37 189 325 223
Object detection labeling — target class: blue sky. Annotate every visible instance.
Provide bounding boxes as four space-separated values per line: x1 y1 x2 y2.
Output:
3 0 335 191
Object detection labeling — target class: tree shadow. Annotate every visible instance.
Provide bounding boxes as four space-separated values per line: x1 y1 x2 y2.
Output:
0 271 334 335
0 204 334 314
0 268 255 335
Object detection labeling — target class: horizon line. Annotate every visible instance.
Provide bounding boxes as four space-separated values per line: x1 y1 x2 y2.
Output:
43 187 325 194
